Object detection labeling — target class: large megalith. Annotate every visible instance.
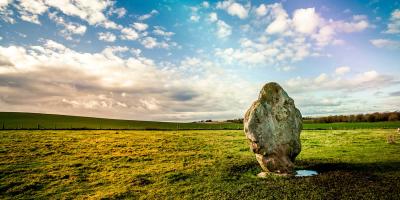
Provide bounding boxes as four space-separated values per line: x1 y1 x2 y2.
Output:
244 82 302 175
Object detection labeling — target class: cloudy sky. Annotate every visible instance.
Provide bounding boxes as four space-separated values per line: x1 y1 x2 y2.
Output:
0 0 399 121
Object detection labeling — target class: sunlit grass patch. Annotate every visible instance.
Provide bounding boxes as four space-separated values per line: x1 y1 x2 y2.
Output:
0 129 399 199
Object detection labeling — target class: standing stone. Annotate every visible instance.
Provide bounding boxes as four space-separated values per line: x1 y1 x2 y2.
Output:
244 82 302 175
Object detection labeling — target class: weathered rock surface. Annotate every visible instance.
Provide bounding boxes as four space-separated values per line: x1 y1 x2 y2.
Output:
244 82 302 174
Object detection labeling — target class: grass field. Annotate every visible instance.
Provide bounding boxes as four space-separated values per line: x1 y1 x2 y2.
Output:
1 112 399 130
1 129 399 199
0 112 242 130
303 121 400 130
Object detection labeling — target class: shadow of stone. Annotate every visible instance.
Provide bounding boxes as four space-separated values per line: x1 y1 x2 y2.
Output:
291 160 400 199
222 159 400 178
221 161 261 181
295 160 400 173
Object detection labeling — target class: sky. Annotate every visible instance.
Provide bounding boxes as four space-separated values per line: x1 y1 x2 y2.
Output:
0 0 399 122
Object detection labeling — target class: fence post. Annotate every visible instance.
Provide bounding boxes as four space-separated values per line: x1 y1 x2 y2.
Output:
37 123 40 130
2 121 4 130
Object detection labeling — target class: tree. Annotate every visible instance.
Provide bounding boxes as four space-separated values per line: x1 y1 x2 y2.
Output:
367 114 376 122
388 113 399 121
356 114 364 122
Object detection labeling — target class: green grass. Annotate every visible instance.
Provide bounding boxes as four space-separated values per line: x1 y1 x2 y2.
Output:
303 121 400 130
1 112 399 130
0 129 399 199
0 112 242 130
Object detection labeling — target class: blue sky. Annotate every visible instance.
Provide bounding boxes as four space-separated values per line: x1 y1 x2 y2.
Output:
0 0 399 121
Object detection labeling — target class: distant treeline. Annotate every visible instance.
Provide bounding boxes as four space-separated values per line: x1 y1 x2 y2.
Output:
303 111 400 123
225 112 400 124
226 118 244 123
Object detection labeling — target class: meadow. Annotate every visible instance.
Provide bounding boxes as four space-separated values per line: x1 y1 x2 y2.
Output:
1 112 400 130
1 129 399 199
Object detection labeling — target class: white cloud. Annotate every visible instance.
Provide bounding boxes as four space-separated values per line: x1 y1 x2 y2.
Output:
16 0 48 24
265 3 290 34
333 18 369 33
120 28 139 40
255 4 267 17
258 3 371 50
45 39 66 51
130 48 141 56
208 12 218 22
98 32 116 42
298 97 342 108
260 4 369 47
0 0 120 28
312 25 335 46
189 6 199 12
293 8 320 34
0 41 255 121
17 32 27 38
20 14 40 24
139 98 160 111
370 39 400 49
140 37 157 48
384 9 400 34
0 0 13 23
216 20 232 38
216 0 248 19
0 0 12 10
311 15 369 46
133 22 148 31
190 15 200 22
138 9 158 20
315 73 327 83
285 69 397 93
153 27 174 37
335 66 350 75
353 14 367 21
279 66 295 72
269 65 296 72
215 37 311 67
135 27 177 49
180 57 201 67
45 0 119 29
108 7 126 18
49 12 86 40
216 6 369 69
202 1 210 8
